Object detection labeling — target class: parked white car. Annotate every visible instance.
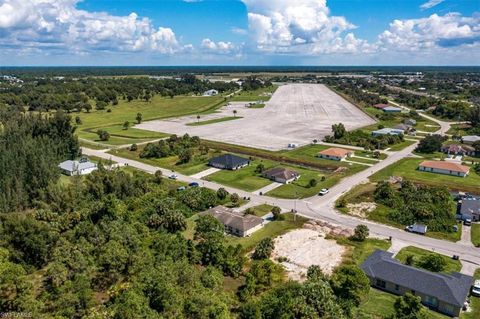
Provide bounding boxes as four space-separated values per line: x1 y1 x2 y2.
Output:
472 280 480 297
169 173 178 180
318 188 329 196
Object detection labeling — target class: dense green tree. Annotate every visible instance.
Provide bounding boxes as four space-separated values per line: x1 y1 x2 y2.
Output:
97 129 110 141
418 254 446 272
415 134 447 153
136 112 142 124
330 264 370 308
350 225 369 242
252 237 274 260
391 293 428 319
216 188 229 200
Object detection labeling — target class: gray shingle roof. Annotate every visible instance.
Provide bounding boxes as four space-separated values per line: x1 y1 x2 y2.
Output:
59 160 96 173
460 200 480 217
201 206 263 232
208 154 249 169
263 167 299 180
361 250 473 307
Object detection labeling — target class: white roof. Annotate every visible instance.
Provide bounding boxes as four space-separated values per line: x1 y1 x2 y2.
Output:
462 135 480 142
372 127 404 134
59 160 96 172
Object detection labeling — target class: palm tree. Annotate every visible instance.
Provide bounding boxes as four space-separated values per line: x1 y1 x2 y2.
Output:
233 110 237 117
197 115 200 123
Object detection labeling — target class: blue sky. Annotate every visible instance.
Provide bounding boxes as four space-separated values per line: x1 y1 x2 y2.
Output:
0 0 479 65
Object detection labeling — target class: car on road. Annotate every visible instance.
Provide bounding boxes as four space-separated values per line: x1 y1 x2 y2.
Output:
464 218 472 226
169 173 177 180
472 280 480 297
405 223 427 235
189 182 199 187
318 188 329 196
177 186 186 191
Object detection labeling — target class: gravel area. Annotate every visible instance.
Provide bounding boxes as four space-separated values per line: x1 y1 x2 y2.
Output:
135 84 375 151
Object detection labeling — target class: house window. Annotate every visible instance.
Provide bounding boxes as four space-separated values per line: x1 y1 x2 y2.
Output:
443 304 454 315
376 279 386 288
424 295 438 308
395 284 399 291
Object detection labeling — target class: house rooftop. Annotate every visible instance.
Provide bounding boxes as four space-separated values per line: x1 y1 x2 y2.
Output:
59 159 96 172
460 199 480 217
374 103 389 109
318 147 353 157
419 160 470 173
264 167 299 180
200 206 263 232
372 128 404 135
361 250 473 307
209 154 249 168
462 135 480 143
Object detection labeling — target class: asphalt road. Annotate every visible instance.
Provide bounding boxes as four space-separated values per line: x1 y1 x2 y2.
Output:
83 145 480 268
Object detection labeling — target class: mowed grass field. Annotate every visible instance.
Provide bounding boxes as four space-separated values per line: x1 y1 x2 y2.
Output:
395 246 462 273
229 85 278 102
370 158 480 193
76 95 225 145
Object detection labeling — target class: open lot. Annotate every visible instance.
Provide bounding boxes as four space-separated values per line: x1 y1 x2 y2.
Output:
136 84 375 151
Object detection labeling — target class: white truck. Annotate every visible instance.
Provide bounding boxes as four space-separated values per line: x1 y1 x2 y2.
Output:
472 280 480 297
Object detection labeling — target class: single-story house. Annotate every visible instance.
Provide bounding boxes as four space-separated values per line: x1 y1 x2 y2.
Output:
203 89 219 96
317 147 354 161
361 250 473 317
373 103 390 109
458 199 480 222
372 128 405 137
441 144 475 156
208 154 250 170
418 160 470 177
382 106 402 113
394 123 416 135
200 206 264 237
404 118 417 126
263 167 300 184
59 159 97 176
462 135 480 145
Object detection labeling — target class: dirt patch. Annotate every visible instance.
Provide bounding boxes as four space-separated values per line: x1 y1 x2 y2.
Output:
346 202 377 218
272 222 350 281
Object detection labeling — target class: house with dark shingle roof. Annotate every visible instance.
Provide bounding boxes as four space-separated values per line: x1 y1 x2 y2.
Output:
458 199 480 222
263 167 300 184
361 250 473 317
208 154 250 170
200 206 264 237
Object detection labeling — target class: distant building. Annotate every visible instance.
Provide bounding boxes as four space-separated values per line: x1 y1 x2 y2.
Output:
371 128 404 137
394 124 415 135
418 160 470 177
200 206 264 237
203 89 219 96
382 106 402 113
208 154 250 170
317 147 354 161
462 135 480 145
361 250 473 317
373 103 389 109
458 199 480 222
404 119 417 126
59 158 97 176
441 144 475 156
263 167 300 184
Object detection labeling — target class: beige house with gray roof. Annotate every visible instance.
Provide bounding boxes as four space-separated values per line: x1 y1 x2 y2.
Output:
200 206 264 237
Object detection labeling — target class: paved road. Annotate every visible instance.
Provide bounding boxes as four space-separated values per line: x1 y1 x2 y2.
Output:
83 145 480 267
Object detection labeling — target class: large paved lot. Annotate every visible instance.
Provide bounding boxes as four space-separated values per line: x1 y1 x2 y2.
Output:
135 84 375 150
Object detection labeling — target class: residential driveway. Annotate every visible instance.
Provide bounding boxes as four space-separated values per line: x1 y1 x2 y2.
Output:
190 167 220 179
135 84 375 151
253 182 284 195
387 239 409 257
460 260 479 276
460 225 474 247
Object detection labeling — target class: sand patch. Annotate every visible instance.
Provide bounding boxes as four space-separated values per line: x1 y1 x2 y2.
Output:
347 202 377 218
272 227 346 281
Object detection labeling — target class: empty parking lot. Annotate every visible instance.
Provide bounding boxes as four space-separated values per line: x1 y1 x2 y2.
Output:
135 84 375 150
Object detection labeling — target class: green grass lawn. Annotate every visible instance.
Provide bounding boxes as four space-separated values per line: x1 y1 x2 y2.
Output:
356 288 449 319
461 268 480 319
370 158 480 194
472 224 480 247
110 146 213 176
186 116 242 126
224 213 307 252
395 246 462 273
204 159 277 192
335 237 392 266
245 204 274 217
386 139 417 151
76 95 224 144
230 86 278 102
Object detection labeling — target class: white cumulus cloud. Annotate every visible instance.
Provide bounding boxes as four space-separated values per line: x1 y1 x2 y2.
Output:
241 0 371 54
201 38 238 54
0 0 183 55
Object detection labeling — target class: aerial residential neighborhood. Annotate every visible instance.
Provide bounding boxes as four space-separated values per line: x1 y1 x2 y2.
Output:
0 0 479 318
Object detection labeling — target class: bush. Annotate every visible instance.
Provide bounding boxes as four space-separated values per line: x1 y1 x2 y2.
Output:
252 237 274 260
216 188 229 200
271 206 282 220
418 254 446 272
130 144 138 151
97 129 110 141
350 225 369 242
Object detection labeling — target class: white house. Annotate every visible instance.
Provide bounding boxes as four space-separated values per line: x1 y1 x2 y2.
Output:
59 159 97 176
372 128 405 137
203 89 219 96
418 160 470 177
462 135 480 145
263 167 300 184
